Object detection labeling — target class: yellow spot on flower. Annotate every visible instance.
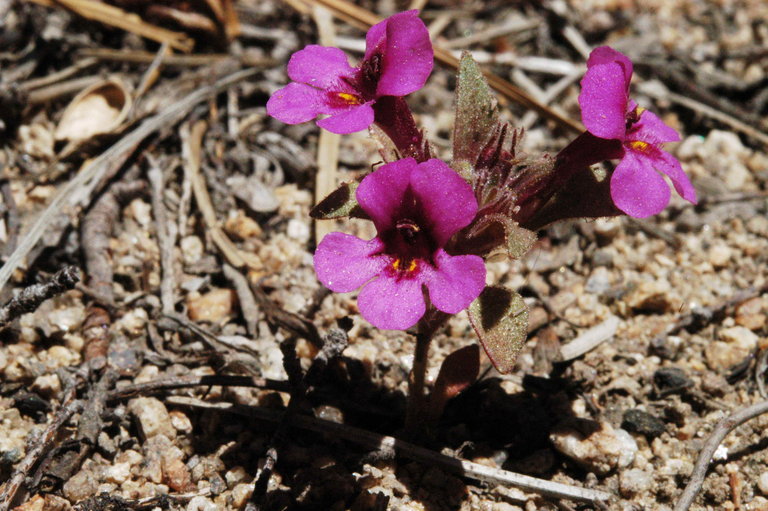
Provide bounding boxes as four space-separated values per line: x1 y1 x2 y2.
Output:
629 140 650 152
635 106 646 116
392 258 417 273
336 92 362 105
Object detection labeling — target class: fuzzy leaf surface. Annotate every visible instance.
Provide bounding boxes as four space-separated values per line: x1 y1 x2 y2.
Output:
468 286 528 373
452 52 499 179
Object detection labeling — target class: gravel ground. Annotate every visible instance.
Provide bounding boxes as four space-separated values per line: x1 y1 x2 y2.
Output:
0 0 767 510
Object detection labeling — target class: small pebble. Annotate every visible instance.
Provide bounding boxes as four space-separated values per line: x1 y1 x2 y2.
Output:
549 418 637 475
735 297 765 330
231 483 254 508
620 468 654 497
128 397 176 439
758 472 768 495
187 288 235 323
181 236 204 265
104 462 131 484
653 367 693 395
622 409 666 438
187 496 217 511
720 326 759 351
169 410 193 434
708 243 732 267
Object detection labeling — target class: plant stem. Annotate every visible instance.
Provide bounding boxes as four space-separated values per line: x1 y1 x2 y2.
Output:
404 325 432 436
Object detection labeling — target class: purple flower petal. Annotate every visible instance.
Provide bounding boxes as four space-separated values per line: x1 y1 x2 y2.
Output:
587 46 633 83
364 13 391 61
316 101 375 134
653 149 698 204
267 82 327 124
629 109 681 144
610 151 671 218
356 158 415 232
578 60 629 140
410 159 478 246
287 45 357 89
376 11 433 97
423 249 486 314
357 274 425 330
314 233 387 292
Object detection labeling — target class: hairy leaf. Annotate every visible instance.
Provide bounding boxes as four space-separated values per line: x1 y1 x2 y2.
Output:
468 286 528 373
452 52 499 179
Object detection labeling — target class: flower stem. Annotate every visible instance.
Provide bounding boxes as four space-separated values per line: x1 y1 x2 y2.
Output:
373 96 431 162
404 326 432 437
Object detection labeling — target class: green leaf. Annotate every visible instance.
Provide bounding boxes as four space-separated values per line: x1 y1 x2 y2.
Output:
506 221 537 259
309 180 367 220
452 52 499 179
458 214 536 260
467 286 528 374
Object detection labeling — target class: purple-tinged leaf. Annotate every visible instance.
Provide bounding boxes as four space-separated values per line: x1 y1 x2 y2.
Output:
428 344 480 422
468 286 528 374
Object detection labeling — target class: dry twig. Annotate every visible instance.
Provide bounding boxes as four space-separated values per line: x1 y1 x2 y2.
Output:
0 266 79 328
675 400 768 511
222 264 260 336
108 374 291 401
183 120 248 269
148 160 178 316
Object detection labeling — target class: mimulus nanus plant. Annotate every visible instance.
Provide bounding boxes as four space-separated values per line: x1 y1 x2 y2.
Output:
314 158 486 330
266 10 433 134
269 10 698 432
578 46 697 217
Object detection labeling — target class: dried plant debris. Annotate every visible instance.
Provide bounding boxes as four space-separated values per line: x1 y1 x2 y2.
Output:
0 1 767 510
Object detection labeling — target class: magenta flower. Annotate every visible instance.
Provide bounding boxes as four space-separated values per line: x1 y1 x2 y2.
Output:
578 46 697 218
314 158 486 330
266 10 433 135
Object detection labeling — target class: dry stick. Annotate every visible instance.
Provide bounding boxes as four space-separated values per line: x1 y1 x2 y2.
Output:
313 5 342 244
674 400 768 511
81 179 146 308
0 266 79 327
222 264 259 336
79 47 275 70
169 396 613 505
559 316 619 362
148 161 178 316
0 68 258 294
18 57 99 91
162 311 260 358
26 75 102 104
0 180 20 257
182 119 247 269
301 0 583 133
107 374 291 401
